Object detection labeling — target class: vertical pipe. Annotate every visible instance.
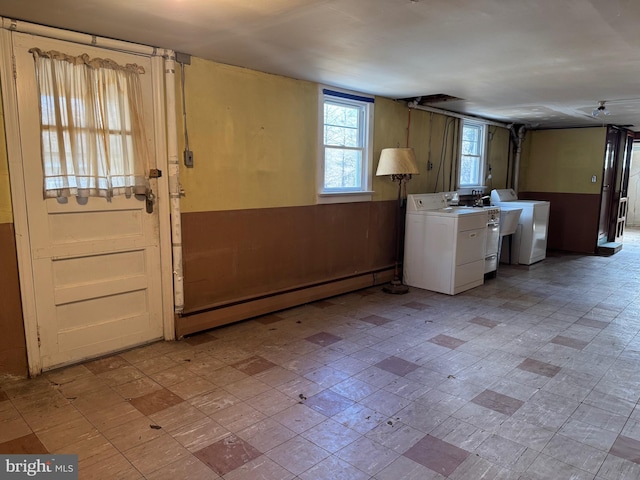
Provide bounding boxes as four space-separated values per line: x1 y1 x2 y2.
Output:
513 126 526 193
164 51 184 316
150 54 175 340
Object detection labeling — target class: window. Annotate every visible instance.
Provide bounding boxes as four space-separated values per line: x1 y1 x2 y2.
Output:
318 87 374 202
31 48 150 199
458 119 487 189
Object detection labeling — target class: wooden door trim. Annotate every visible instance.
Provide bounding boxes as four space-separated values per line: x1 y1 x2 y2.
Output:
0 29 42 375
150 54 176 341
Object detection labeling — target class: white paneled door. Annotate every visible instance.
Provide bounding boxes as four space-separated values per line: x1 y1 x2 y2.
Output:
11 32 166 371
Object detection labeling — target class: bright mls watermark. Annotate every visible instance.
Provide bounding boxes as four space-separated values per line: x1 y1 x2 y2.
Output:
1 455 77 479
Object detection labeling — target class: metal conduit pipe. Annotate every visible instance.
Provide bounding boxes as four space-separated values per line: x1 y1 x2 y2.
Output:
512 125 526 193
164 52 185 315
407 100 511 129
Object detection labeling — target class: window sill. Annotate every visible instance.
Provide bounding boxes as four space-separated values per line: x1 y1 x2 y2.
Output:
317 191 374 204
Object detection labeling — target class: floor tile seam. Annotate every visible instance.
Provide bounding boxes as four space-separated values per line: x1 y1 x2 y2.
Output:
471 436 542 473
259 434 335 476
6 395 45 435
551 430 620 458
115 431 197 478
529 450 606 478
19 387 117 437
75 447 142 477
294 452 371 479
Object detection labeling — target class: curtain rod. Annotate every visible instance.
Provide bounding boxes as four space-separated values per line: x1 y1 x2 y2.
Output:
1 17 158 56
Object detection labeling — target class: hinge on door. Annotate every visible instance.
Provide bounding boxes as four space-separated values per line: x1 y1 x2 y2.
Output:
11 54 17 80
37 326 41 348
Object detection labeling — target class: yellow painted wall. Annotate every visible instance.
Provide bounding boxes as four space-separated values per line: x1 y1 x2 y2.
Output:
519 127 607 194
177 58 317 212
177 57 510 212
487 126 510 190
372 99 461 199
0 84 12 224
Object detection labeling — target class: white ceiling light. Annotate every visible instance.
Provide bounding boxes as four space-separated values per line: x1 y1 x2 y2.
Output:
592 100 610 117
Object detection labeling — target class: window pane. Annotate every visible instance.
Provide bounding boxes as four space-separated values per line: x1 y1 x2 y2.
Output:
460 155 480 185
324 147 362 189
462 125 481 155
324 103 361 147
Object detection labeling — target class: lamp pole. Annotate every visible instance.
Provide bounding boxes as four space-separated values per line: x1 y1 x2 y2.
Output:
384 174 411 294
375 148 419 295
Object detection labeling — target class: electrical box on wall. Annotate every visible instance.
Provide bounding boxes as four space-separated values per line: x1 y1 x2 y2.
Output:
175 52 191 65
592 175 597 183
184 150 194 168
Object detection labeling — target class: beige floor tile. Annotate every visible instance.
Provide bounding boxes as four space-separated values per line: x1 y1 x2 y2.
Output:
265 436 330 476
96 365 145 386
35 415 98 451
60 431 119 466
2 376 58 400
224 455 295 480
102 415 166 451
170 417 230 452
202 365 249 387
79 451 143 480
70 385 125 412
246 388 299 416
134 355 180 375
149 365 198 388
144 455 218 480
45 364 94 385
0 415 33 444
55 375 110 398
209 402 266 432
113 376 164 399
166 376 217 400
22 404 86 433
122 434 192 475
84 401 145 432
148 401 208 433
187 388 241 416
236 418 297 452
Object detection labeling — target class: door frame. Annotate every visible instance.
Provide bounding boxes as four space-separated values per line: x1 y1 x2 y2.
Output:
598 126 634 245
0 24 176 376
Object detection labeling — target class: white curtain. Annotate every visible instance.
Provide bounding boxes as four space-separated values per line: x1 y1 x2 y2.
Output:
30 48 150 199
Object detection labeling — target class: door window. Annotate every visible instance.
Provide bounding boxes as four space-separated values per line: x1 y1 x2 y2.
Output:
31 48 150 199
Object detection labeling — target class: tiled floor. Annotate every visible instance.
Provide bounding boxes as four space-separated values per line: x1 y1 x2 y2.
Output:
3 228 640 479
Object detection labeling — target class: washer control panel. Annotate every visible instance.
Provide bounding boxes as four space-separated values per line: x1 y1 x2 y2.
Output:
484 207 500 224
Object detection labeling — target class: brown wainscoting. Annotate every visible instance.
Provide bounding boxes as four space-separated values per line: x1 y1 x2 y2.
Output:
519 191 600 254
0 223 27 376
178 201 398 336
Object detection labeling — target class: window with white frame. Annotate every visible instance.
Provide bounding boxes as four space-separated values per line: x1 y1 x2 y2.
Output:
319 87 374 202
458 119 487 188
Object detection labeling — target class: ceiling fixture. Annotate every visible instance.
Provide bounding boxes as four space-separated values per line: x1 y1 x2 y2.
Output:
592 100 610 117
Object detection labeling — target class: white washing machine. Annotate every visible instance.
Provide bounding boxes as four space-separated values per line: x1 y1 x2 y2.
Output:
404 194 488 295
490 189 550 265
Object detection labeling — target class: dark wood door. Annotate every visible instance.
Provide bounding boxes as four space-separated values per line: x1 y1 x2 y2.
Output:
598 126 634 245
598 127 618 245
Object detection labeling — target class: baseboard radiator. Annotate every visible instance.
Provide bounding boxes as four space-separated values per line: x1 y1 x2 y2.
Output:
175 267 395 338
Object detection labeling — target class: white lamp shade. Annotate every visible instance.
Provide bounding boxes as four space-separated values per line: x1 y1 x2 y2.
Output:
376 148 419 176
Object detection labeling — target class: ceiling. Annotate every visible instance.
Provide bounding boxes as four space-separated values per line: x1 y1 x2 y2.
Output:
2 0 640 131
